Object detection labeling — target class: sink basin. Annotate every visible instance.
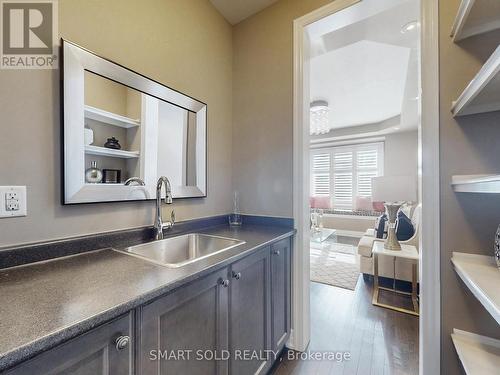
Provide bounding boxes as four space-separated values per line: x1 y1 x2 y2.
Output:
117 233 245 268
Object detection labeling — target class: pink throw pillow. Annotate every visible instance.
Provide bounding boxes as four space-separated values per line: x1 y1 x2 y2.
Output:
372 201 385 212
310 196 331 209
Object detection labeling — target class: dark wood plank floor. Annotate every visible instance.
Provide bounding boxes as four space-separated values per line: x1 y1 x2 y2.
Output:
272 279 419 375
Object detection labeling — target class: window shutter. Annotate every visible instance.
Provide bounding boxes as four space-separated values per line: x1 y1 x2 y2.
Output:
312 153 330 196
333 151 353 208
356 148 379 197
310 142 383 210
357 171 377 197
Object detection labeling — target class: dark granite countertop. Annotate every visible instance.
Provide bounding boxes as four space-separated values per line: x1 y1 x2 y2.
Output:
0 224 295 371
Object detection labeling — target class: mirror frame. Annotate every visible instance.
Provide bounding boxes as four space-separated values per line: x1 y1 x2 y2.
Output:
62 39 207 204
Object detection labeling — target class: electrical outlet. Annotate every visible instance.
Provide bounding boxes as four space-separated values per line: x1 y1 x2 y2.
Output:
6 192 19 200
0 186 27 218
6 198 20 211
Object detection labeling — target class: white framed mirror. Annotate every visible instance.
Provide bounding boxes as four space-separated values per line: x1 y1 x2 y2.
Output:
62 40 207 204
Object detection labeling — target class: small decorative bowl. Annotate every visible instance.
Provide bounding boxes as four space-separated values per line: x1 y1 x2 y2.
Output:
104 137 121 150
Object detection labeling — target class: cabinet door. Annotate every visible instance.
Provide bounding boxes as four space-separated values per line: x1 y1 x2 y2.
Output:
230 247 271 375
270 238 291 353
6 313 133 375
138 267 229 375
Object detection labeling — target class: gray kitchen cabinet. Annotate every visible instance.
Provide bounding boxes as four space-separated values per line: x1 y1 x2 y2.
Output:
5 236 293 375
138 267 229 375
6 313 134 375
229 247 271 375
270 238 291 353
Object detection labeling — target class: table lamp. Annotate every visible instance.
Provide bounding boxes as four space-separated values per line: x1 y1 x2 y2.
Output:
371 176 417 250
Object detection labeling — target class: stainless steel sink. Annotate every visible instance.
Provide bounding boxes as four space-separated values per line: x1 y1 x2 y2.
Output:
117 233 245 268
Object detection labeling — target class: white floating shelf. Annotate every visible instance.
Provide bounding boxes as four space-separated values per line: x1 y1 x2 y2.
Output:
451 329 500 375
452 46 500 117
451 0 500 42
451 252 500 324
452 174 500 193
85 105 140 128
85 145 139 159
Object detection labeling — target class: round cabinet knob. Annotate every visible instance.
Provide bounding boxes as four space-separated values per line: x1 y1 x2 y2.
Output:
273 249 280 256
220 279 230 288
115 335 130 351
232 271 241 280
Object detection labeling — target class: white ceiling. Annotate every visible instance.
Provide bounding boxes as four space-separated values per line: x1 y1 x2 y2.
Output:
308 0 419 138
209 0 279 25
311 40 410 129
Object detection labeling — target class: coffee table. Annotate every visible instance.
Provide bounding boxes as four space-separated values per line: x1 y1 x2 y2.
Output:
310 228 336 243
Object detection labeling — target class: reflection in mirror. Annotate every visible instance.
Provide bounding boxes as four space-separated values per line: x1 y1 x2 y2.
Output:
84 71 142 185
82 70 203 193
157 102 198 188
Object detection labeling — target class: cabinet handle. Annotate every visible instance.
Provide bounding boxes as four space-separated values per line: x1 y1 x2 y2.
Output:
220 279 230 288
232 271 241 280
115 335 130 351
273 249 280 255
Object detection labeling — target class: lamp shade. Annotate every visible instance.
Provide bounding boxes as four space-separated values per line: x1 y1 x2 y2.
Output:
371 176 417 202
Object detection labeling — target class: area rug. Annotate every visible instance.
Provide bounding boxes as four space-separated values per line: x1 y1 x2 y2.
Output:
310 242 360 291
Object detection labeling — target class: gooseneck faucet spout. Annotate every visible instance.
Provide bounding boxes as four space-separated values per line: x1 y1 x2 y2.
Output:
154 176 174 240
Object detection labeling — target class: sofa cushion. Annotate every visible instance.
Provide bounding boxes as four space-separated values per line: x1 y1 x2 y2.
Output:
396 211 415 241
375 214 387 238
310 196 331 209
355 196 372 211
357 236 377 257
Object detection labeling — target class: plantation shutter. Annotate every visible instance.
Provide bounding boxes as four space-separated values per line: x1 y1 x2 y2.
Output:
356 148 379 198
332 151 353 208
311 142 384 210
311 153 330 196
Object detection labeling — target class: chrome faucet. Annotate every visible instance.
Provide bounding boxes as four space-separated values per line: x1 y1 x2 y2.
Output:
124 177 145 186
154 176 175 240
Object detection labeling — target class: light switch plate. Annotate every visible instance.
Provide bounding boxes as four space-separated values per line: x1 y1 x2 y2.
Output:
0 186 27 218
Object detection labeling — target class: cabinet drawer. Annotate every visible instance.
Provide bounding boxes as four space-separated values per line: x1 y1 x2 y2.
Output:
6 313 134 375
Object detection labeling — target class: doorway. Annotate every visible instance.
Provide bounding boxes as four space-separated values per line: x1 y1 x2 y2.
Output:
288 0 440 374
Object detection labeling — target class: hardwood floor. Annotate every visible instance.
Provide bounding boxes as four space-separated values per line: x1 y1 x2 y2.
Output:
272 280 419 375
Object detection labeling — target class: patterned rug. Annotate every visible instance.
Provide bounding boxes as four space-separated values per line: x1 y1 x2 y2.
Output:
310 239 360 291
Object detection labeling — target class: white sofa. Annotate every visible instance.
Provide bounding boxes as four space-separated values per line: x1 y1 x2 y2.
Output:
357 204 421 282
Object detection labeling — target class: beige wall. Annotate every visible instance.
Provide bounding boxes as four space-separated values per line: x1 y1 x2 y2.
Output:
384 130 418 179
232 0 331 217
84 71 128 117
0 0 233 247
439 1 500 373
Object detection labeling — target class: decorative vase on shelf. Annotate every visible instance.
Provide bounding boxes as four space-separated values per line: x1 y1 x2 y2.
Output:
85 161 103 184
84 126 94 146
494 225 500 268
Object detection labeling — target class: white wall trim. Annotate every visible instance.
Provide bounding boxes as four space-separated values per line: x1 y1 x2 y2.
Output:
291 0 361 352
292 1 441 373
419 0 441 373
310 136 385 148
